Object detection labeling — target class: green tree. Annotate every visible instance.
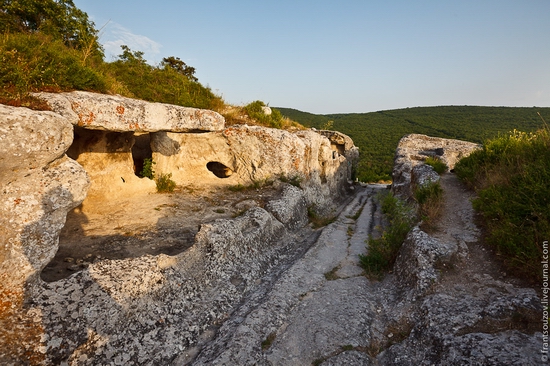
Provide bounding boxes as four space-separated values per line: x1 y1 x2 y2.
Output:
161 56 197 82
0 0 103 59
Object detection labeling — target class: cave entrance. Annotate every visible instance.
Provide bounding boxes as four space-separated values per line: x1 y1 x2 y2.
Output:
207 162 233 178
132 133 153 177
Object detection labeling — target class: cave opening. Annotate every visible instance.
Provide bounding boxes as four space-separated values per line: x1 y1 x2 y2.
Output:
207 161 233 178
132 133 153 177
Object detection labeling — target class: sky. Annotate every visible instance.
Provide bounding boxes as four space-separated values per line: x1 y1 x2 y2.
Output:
74 0 550 114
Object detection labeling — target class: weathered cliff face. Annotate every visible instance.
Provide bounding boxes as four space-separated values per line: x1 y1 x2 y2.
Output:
0 105 90 363
32 91 357 212
0 92 358 363
153 126 357 213
0 105 90 288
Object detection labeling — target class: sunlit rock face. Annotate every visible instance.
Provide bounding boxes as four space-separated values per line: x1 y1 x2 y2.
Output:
153 125 358 213
33 91 225 132
391 133 480 200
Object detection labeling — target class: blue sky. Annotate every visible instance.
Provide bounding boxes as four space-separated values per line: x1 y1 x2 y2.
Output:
74 0 550 114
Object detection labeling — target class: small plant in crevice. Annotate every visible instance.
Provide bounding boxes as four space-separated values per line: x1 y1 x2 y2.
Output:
359 191 414 279
324 266 340 281
155 173 176 193
308 206 336 229
140 157 155 179
413 180 443 229
346 207 363 220
261 332 277 350
424 156 448 174
279 174 303 188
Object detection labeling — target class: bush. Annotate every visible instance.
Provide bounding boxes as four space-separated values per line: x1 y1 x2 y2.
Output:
414 180 443 229
454 128 550 282
359 192 414 278
156 173 177 193
424 157 448 174
140 158 155 179
0 32 107 106
244 100 285 128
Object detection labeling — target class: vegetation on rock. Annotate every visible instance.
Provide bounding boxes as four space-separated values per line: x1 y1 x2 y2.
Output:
424 157 447 174
414 180 444 229
155 173 177 193
359 191 414 278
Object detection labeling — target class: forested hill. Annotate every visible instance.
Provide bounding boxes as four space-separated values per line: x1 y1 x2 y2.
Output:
277 106 550 182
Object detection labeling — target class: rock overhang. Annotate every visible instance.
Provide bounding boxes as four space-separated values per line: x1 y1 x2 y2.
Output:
32 90 226 133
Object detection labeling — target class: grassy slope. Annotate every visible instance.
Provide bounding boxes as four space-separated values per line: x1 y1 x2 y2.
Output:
278 106 550 182
455 128 550 282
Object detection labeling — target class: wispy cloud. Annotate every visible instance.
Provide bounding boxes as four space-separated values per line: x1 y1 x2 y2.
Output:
100 22 162 63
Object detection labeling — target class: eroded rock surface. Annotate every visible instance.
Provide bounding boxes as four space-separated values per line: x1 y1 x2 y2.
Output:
0 95 358 364
392 133 480 200
33 91 225 132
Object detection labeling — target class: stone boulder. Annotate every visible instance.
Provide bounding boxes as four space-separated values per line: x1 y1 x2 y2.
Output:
265 184 308 230
33 91 225 132
0 105 90 288
392 134 480 199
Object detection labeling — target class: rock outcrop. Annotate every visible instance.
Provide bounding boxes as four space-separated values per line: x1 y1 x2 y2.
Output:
0 105 90 288
384 134 541 365
392 133 480 200
33 91 358 212
0 92 359 364
33 91 225 132
0 105 90 363
153 126 357 213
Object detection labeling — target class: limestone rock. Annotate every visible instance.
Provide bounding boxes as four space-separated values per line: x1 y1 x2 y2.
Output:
392 134 479 199
33 91 225 132
66 127 155 203
0 104 73 183
265 184 308 230
411 163 440 188
393 226 457 295
153 125 358 213
0 106 90 287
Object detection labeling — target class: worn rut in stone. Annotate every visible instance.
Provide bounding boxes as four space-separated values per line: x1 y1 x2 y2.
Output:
190 173 541 365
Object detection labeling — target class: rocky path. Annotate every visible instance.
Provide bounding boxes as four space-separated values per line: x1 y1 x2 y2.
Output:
189 184 387 365
188 174 542 365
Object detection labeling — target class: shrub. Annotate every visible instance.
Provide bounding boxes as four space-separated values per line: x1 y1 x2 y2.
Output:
0 32 107 107
156 173 177 193
454 128 550 282
359 192 414 278
414 180 443 229
424 157 448 174
140 158 155 179
244 100 285 129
